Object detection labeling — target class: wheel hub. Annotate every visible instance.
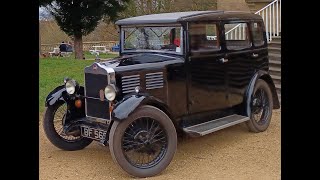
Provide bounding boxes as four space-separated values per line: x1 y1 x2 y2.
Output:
253 97 262 106
134 130 149 143
252 97 263 113
133 130 156 154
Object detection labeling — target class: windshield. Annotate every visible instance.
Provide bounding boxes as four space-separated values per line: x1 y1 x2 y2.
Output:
122 26 182 54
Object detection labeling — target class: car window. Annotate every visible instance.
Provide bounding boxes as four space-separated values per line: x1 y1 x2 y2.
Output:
224 22 251 50
123 26 183 54
250 22 265 47
189 23 220 52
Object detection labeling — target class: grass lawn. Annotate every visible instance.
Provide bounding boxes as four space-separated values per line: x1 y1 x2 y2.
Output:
39 53 118 114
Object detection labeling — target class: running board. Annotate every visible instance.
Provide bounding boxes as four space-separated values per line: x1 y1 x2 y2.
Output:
183 114 250 137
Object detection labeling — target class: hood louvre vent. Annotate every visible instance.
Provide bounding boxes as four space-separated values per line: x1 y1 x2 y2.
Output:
121 74 140 93
146 72 164 90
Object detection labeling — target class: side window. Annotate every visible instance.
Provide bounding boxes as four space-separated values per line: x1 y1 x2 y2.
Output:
250 22 265 46
224 23 251 50
189 23 220 52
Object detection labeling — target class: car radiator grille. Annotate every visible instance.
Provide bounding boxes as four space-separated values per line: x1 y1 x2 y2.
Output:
84 73 110 119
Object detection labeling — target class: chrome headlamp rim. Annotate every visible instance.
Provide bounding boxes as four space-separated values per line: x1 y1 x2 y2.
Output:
65 79 77 95
104 84 117 101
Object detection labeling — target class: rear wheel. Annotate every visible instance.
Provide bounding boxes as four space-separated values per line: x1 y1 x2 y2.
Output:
109 105 177 178
43 101 92 151
246 79 273 132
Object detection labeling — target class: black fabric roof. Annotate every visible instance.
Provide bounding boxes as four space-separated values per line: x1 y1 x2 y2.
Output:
115 11 261 26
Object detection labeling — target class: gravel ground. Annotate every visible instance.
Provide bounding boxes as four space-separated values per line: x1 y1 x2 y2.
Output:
39 109 280 180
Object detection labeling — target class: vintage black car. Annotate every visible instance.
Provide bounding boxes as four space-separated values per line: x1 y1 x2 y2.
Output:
43 11 280 178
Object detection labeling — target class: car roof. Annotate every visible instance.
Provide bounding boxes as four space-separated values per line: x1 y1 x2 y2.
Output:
115 11 262 26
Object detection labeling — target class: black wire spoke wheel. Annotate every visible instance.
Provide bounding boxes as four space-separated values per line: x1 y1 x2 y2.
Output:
43 101 93 151
52 103 81 141
122 117 168 169
246 79 273 133
109 105 177 178
251 88 270 125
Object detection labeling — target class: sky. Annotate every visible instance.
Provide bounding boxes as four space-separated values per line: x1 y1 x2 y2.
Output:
39 7 52 20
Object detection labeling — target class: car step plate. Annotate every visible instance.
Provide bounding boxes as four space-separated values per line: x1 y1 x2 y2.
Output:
183 114 250 137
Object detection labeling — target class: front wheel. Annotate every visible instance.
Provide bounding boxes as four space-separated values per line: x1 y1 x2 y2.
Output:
43 101 93 151
246 79 273 132
109 105 177 178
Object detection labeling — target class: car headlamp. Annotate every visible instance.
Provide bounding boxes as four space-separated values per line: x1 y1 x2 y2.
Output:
104 85 116 101
65 79 77 95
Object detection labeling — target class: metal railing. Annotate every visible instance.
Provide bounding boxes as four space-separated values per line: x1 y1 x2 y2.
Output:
226 0 281 42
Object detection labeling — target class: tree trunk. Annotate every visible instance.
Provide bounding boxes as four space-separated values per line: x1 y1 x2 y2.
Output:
74 35 84 60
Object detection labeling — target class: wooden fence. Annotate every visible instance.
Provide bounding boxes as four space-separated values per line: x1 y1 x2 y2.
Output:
41 41 118 52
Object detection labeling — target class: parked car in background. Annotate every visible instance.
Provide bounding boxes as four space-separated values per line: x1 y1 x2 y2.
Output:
43 11 280 178
111 44 120 52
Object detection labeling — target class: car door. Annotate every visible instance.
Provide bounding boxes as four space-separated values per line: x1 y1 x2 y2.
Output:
187 21 229 114
222 21 258 107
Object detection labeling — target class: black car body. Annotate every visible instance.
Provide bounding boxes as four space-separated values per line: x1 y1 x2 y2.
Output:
44 11 280 178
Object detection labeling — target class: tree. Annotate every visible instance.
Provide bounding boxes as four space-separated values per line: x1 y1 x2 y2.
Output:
40 1 55 57
41 0 129 59
119 0 174 18
40 0 54 7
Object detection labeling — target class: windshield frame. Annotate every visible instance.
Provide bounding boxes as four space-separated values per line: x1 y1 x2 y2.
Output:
120 24 184 55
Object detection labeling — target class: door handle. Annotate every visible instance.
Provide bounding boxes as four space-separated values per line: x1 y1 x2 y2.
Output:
219 58 229 63
252 53 259 58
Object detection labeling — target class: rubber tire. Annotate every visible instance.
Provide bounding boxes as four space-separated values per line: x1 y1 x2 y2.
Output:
246 79 273 132
43 102 93 151
109 105 177 178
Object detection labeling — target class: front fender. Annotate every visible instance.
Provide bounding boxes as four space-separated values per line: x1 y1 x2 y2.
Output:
45 85 86 122
244 70 280 116
112 93 172 122
45 85 68 107
45 85 85 107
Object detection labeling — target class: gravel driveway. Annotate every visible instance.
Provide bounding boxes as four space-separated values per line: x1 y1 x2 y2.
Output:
39 110 280 180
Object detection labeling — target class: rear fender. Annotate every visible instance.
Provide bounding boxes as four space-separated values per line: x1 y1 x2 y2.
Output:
244 70 280 116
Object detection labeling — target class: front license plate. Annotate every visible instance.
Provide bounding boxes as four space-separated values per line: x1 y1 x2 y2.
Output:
81 126 107 141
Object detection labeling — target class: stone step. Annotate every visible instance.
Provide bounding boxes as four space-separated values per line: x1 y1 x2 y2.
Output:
269 66 281 72
269 66 281 76
270 71 281 77
271 74 281 85
271 74 281 80
268 41 281 48
275 82 281 94
276 85 281 94
268 46 281 54
272 36 281 43
269 60 281 65
269 53 281 61
269 60 281 68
